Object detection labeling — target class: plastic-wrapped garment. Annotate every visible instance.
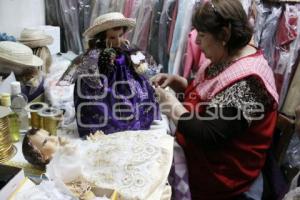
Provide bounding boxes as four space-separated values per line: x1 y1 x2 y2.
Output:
123 0 136 17
286 133 300 169
183 29 209 79
147 0 164 63
90 0 111 25
109 0 126 13
254 1 282 68
90 0 126 26
168 0 195 75
45 0 63 29
283 187 300 200
46 130 174 200
283 166 300 200
45 0 83 54
240 0 253 16
282 62 300 116
158 0 177 72
78 0 92 39
274 50 290 105
131 0 156 51
59 0 83 54
275 4 300 108
125 0 143 41
167 0 178 53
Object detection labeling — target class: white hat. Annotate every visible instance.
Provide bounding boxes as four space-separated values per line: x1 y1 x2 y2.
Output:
83 12 136 39
0 41 43 67
19 28 53 48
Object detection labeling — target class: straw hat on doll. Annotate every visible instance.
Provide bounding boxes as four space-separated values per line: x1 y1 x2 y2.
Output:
0 41 43 67
19 28 53 48
83 12 136 39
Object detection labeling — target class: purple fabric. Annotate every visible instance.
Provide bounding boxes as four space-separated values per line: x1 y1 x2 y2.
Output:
168 141 191 200
74 47 160 137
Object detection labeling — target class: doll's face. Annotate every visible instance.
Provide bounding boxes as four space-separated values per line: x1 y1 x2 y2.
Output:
29 129 59 161
106 27 125 48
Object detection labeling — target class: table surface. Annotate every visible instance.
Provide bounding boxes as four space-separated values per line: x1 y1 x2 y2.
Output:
3 114 171 183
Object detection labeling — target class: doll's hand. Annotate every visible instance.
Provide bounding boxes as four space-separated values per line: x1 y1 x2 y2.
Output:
87 131 105 141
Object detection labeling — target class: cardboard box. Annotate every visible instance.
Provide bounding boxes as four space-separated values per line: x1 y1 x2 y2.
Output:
0 164 25 200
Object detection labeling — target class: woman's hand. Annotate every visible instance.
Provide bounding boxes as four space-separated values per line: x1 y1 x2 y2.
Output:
155 87 188 124
151 73 188 93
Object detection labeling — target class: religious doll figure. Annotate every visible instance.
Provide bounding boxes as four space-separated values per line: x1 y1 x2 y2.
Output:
59 12 160 137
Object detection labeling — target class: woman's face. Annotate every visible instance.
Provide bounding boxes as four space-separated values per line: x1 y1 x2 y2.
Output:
195 31 227 64
106 27 125 48
29 129 59 161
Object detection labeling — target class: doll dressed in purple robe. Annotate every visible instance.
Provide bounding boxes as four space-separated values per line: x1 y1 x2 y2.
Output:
59 12 160 137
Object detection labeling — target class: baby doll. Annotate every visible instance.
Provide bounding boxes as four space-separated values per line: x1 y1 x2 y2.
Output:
60 12 160 137
22 128 66 168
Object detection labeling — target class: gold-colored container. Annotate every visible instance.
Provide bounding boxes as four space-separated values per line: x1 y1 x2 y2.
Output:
25 102 48 129
0 93 11 107
38 107 63 136
0 106 16 163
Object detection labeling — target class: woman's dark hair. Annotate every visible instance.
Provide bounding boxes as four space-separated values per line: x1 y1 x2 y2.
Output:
192 0 253 55
22 128 48 168
88 26 128 49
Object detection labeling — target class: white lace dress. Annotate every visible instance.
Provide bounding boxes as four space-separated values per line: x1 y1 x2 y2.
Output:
46 130 173 200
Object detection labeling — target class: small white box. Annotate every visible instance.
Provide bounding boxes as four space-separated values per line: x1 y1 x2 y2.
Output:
0 165 25 200
38 25 61 55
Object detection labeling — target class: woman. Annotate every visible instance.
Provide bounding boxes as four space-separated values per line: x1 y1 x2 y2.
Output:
66 12 160 137
152 0 278 199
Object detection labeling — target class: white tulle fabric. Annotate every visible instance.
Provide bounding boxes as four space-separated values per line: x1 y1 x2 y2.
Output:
46 130 174 200
14 180 75 200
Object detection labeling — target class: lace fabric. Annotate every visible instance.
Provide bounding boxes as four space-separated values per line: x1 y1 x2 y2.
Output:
46 130 174 200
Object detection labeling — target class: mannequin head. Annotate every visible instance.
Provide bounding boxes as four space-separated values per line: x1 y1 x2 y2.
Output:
22 128 59 168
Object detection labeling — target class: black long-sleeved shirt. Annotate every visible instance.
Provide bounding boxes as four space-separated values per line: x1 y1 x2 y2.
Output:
178 107 248 150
